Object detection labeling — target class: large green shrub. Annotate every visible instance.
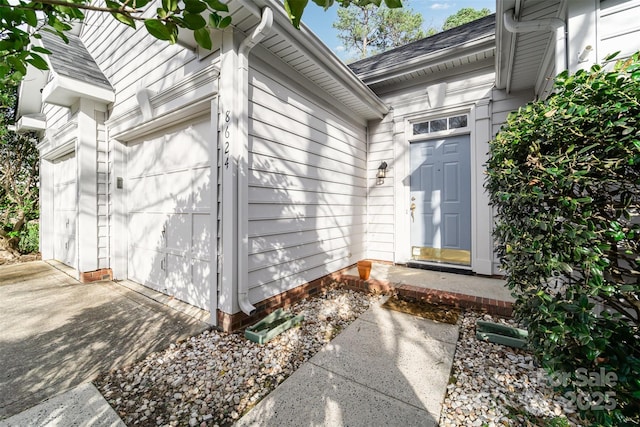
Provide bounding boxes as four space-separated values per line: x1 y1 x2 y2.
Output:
486 53 640 426
18 222 38 254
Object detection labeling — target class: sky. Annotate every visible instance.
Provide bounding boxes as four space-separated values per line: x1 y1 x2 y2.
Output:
301 0 496 61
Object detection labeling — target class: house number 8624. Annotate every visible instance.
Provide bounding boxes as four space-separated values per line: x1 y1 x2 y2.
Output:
224 110 230 169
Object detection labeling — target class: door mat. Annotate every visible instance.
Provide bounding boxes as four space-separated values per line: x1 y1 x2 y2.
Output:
382 296 460 324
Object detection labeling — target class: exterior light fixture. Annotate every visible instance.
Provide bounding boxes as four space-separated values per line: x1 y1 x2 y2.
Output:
377 161 388 185
578 45 593 63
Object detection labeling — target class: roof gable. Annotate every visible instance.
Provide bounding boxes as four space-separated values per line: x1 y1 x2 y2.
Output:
40 31 112 91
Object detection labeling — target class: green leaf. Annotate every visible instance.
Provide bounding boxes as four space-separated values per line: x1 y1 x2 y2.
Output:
133 0 152 8
184 0 207 13
111 12 136 28
144 19 173 41
218 16 231 29
162 0 178 12
182 12 207 29
26 52 49 70
24 9 38 27
31 46 52 55
209 12 220 27
383 0 402 7
311 0 334 10
284 0 309 29
203 0 229 12
604 51 621 61
194 27 212 50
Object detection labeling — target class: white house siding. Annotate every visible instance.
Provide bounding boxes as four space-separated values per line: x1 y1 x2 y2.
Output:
80 7 219 121
490 88 534 138
366 61 495 273
366 114 395 261
42 104 70 133
246 51 368 303
598 0 640 61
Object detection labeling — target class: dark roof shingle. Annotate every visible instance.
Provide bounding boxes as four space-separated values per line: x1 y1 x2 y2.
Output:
349 14 495 76
41 31 112 90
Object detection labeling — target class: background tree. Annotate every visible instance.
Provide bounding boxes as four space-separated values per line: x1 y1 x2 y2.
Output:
486 53 640 426
0 0 402 81
0 81 39 255
442 7 491 31
333 0 424 59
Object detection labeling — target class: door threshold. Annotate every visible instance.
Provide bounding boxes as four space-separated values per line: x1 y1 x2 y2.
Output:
406 260 473 275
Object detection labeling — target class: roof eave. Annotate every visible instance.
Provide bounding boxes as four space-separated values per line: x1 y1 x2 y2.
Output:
237 0 389 120
42 74 115 107
359 34 496 86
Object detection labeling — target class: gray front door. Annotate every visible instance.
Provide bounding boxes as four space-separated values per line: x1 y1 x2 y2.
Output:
410 135 471 265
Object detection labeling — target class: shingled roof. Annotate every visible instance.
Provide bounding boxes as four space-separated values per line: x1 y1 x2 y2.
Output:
40 31 112 91
349 14 496 77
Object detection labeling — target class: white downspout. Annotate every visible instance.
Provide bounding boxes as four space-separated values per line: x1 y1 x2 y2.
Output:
503 8 567 75
237 7 273 316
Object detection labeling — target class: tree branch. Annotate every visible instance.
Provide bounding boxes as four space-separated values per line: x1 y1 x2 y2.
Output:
0 0 143 18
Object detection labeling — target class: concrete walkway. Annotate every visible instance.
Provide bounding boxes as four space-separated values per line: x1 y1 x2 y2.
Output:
339 262 514 316
0 261 210 422
235 299 459 427
348 263 513 302
0 260 510 426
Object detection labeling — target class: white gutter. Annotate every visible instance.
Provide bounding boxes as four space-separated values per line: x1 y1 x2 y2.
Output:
236 6 273 316
503 8 567 92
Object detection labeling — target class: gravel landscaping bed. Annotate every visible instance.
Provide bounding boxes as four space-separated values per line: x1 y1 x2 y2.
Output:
440 312 583 427
96 284 588 427
95 285 380 426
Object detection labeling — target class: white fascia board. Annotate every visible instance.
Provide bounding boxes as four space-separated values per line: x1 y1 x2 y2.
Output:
41 119 78 160
240 0 389 119
41 138 76 161
42 74 115 107
16 114 46 132
359 35 495 86
17 65 48 118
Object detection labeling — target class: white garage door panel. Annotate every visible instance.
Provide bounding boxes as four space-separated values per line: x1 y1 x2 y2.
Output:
191 259 211 309
129 212 168 251
129 246 166 291
53 152 77 268
157 170 193 209
192 214 211 260
193 167 212 209
127 118 213 311
164 125 210 170
166 213 191 252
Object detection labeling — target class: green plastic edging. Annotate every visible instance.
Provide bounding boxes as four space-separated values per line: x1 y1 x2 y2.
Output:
245 308 304 345
476 320 528 339
476 331 528 349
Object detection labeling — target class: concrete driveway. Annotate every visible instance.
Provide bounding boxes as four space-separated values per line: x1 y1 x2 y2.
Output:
0 261 210 420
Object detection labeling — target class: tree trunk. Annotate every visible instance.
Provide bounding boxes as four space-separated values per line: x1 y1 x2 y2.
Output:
0 231 20 258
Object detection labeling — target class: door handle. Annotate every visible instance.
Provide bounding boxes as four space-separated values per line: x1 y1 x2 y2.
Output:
410 202 416 222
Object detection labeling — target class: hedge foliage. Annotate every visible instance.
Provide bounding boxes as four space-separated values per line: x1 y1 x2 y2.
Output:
486 53 640 425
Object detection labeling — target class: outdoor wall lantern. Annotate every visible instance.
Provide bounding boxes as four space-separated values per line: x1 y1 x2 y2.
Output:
377 161 388 185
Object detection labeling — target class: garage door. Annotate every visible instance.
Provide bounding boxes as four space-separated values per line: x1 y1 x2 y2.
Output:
52 152 77 268
127 117 213 310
